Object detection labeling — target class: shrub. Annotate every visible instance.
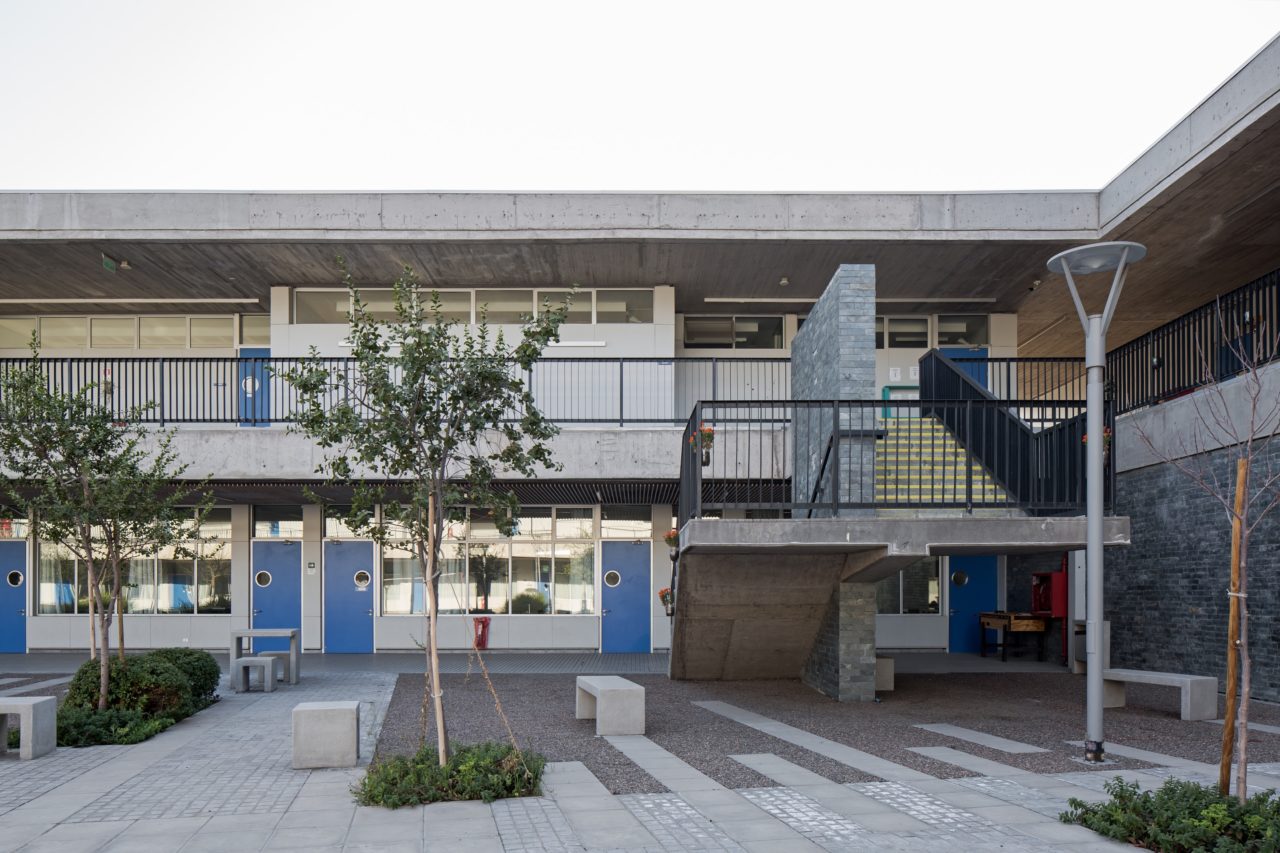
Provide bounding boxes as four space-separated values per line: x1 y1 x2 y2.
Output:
65 655 194 720
1061 777 1280 852
6 726 16 749
354 741 545 808
57 707 174 747
145 648 220 708
509 590 548 614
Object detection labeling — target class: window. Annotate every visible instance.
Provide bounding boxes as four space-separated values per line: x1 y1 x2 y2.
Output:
536 290 593 324
240 315 270 346
875 558 941 615
875 318 884 349
295 290 348 324
325 505 369 539
683 316 785 350
253 506 303 538
200 508 233 540
596 290 653 324
433 291 473 323
514 507 552 539
468 543 509 614
601 506 651 539
887 318 929 349
37 542 76 614
555 508 593 539
189 317 234 348
39 317 87 348
381 545 420 616
90 317 136 348
553 543 594 614
140 316 187 348
476 290 532 324
195 543 232 613
0 317 36 348
937 315 989 347
510 544 551 614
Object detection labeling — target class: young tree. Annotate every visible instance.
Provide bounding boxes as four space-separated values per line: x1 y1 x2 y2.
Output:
0 351 210 705
1132 306 1280 802
280 263 567 766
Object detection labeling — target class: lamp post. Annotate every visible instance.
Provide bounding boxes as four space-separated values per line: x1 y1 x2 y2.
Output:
1046 240 1147 763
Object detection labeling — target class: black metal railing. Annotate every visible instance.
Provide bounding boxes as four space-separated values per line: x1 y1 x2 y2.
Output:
0 356 790 426
1107 267 1280 415
677 398 1108 525
945 355 1086 404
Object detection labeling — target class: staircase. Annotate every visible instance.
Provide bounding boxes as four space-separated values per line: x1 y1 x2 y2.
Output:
875 416 1008 504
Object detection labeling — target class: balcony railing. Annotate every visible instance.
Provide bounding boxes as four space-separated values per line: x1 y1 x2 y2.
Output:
0 356 791 426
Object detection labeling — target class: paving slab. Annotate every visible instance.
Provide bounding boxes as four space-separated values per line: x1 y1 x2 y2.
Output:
915 723 1050 754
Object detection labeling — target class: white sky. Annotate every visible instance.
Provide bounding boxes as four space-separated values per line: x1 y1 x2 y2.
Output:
2 1 1279 193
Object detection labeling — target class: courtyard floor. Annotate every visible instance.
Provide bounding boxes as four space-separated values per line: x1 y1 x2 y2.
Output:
1 652 1278 852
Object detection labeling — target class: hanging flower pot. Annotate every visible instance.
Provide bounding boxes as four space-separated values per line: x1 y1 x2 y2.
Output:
663 528 680 549
688 422 714 467
658 586 674 617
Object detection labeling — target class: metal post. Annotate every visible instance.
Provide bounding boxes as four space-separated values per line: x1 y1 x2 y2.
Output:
1084 314 1106 762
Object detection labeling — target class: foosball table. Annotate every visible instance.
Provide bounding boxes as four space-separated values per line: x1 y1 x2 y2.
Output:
978 611 1048 662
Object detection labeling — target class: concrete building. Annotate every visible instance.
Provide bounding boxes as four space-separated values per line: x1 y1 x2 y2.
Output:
0 36 1278 700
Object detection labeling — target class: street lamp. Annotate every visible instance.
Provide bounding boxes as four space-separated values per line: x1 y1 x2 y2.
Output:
1046 240 1146 764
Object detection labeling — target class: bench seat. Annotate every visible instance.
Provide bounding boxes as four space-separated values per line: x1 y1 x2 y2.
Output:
1102 668 1218 721
575 676 644 736
0 696 56 760
231 656 279 693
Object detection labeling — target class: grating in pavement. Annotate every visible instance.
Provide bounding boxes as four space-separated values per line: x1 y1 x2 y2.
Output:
619 792 745 852
491 796 585 852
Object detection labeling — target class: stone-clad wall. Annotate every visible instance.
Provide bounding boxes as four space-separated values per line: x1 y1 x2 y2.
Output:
1106 438 1280 702
802 581 878 701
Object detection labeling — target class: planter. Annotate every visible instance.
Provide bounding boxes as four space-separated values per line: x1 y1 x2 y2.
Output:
664 602 675 617
701 448 711 467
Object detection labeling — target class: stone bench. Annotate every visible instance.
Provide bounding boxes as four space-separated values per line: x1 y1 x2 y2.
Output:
575 676 644 736
231 656 279 693
0 696 57 760
293 701 360 769
876 657 894 692
1102 668 1218 721
264 651 293 683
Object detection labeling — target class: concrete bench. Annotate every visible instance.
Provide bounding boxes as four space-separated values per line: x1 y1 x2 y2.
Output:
293 701 359 769
264 651 293 683
876 657 894 692
231 656 279 693
575 676 645 736
0 697 57 760
1103 668 1218 721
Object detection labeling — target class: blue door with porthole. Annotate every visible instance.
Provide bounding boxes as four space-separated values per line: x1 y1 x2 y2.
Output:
0 541 26 653
323 541 375 653
600 541 650 653
238 347 271 426
948 555 998 653
251 540 301 652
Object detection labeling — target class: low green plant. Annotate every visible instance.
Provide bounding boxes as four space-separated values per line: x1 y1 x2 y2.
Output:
145 647 220 708
6 726 17 749
1061 777 1280 852
64 654 194 720
56 707 174 747
354 741 545 808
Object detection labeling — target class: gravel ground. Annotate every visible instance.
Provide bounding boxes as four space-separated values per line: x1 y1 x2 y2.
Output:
376 669 1280 794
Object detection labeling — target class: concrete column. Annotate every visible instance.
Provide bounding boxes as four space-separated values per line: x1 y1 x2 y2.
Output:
802 580 878 701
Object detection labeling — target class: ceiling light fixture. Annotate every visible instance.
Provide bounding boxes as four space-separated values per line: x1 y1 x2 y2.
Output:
703 297 818 304
778 276 790 287
0 298 261 305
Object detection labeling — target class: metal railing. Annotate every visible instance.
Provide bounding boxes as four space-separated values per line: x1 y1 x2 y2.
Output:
0 356 791 426
946 355 1086 405
677 398 1109 525
1107 267 1280 415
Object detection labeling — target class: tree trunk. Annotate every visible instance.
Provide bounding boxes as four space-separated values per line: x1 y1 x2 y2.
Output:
423 492 449 767
1236 531 1251 804
1219 457 1246 795
87 558 111 711
114 556 125 661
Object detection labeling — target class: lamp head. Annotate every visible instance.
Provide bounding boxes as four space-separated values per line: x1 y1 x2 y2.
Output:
1046 241 1147 276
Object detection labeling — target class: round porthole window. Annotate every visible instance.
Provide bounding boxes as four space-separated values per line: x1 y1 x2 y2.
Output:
603 570 621 588
354 570 371 589
951 571 969 587
254 570 272 588
5 570 21 588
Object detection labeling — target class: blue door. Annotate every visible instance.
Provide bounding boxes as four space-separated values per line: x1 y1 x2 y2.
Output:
948 555 998 653
0 541 27 653
323 541 375 653
601 541 650 653
238 347 271 426
941 346 988 389
251 540 301 652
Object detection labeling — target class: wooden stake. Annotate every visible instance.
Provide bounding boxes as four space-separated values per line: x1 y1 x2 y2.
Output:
1219 457 1247 796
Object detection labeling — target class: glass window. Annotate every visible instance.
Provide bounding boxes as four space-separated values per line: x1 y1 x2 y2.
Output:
468 543 508 614
553 543 594 615
140 316 187 348
901 558 941 614
937 315 989 347
735 316 784 349
39 317 86 348
199 507 233 540
190 317 234 348
555 508 593 539
120 559 156 614
514 507 552 539
0 317 36 349
683 316 734 349
240 315 270 346
875 571 901 615
295 290 348 324
157 555 196 614
37 543 76 614
253 506 304 538
90 317 136 348
196 543 232 613
601 506 651 539
476 290 532 324
0 514 28 539
361 289 402 322
510 544 551 614
381 545 420 615
325 505 369 539
596 290 654 324
875 317 885 349
439 544 468 614
887 318 929 349
432 291 473 323
468 507 507 540
537 290 593 324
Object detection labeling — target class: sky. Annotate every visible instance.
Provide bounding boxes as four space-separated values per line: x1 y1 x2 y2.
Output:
2 1 1279 193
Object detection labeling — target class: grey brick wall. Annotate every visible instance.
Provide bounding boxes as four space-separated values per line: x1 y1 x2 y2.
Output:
1107 439 1280 702
802 580 878 701
1006 552 1063 613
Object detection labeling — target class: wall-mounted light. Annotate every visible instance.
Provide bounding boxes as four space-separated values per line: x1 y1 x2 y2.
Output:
778 276 790 287
101 253 131 272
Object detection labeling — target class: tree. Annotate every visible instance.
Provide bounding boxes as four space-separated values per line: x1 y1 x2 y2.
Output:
1132 305 1280 802
280 263 567 766
0 349 210 707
